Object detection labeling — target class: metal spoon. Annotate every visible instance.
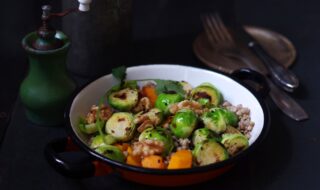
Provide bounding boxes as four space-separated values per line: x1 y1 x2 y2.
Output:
227 52 308 121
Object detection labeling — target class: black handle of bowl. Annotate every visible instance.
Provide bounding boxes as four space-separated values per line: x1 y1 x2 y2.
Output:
44 137 96 178
231 68 269 98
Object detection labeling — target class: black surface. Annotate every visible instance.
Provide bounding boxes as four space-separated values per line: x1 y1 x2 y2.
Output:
1 0 320 189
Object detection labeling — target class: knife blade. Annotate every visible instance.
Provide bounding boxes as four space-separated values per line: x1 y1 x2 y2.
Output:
266 78 308 121
235 26 299 92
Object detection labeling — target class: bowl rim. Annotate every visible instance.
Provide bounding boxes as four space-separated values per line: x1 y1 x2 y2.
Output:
65 64 270 175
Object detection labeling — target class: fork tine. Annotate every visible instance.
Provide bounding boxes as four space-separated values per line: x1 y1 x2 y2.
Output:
205 14 226 44
207 13 226 43
201 15 217 45
214 13 233 43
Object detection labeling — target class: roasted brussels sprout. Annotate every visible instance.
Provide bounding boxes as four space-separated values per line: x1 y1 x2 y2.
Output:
139 127 174 155
170 109 198 138
191 83 223 106
192 128 221 145
95 144 125 162
107 88 139 111
79 123 98 134
105 112 136 141
155 93 183 115
90 134 117 149
201 108 227 134
193 140 229 166
221 133 249 156
225 126 241 134
221 109 239 126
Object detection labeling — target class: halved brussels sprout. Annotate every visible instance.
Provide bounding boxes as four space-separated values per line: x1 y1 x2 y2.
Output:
105 112 136 141
221 133 249 156
221 108 239 126
192 128 221 145
170 109 198 138
155 93 183 115
79 123 99 134
193 140 229 166
201 108 227 134
90 134 117 149
139 127 174 155
191 83 223 106
108 88 138 111
225 126 241 134
95 144 125 162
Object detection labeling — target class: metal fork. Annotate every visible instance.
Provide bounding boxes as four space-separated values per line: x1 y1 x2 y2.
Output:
201 13 243 58
201 13 308 121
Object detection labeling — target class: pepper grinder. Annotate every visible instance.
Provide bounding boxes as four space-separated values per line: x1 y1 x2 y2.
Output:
19 4 85 126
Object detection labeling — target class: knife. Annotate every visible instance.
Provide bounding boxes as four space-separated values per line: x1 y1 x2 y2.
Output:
235 26 299 92
266 78 308 121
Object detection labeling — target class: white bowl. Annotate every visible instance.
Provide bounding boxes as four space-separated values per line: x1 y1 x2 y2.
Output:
69 64 266 147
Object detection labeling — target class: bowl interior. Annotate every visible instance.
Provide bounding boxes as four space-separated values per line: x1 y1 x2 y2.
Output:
69 64 265 150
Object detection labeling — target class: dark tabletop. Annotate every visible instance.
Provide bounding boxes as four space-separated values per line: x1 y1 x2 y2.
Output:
1 0 320 189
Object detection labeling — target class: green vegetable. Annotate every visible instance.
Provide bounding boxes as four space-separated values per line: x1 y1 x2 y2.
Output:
95 144 125 162
221 133 249 156
155 93 183 115
192 128 221 145
154 79 185 97
112 66 126 87
108 88 139 111
221 108 238 126
170 109 198 138
105 112 136 141
191 83 223 106
225 126 241 134
201 108 227 134
90 134 117 149
139 127 174 155
79 122 99 134
193 140 229 166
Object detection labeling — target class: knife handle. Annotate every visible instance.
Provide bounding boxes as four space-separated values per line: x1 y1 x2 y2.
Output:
248 41 299 92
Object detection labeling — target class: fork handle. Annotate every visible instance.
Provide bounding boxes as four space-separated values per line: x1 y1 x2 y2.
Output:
248 41 299 92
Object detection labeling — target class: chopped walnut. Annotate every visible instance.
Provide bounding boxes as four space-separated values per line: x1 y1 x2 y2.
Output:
85 104 113 124
134 109 162 126
132 140 165 157
132 97 151 113
169 100 206 115
137 120 154 133
176 138 191 150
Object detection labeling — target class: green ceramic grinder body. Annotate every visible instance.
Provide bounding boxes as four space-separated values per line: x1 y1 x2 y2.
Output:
20 31 76 126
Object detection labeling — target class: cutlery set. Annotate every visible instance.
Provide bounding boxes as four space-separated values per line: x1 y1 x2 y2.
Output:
201 13 308 121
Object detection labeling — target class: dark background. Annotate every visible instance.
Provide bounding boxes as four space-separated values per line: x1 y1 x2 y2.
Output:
0 0 319 189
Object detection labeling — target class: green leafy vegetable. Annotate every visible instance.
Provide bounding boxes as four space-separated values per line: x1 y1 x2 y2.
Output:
96 96 107 139
154 79 185 96
78 117 87 133
112 66 127 86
